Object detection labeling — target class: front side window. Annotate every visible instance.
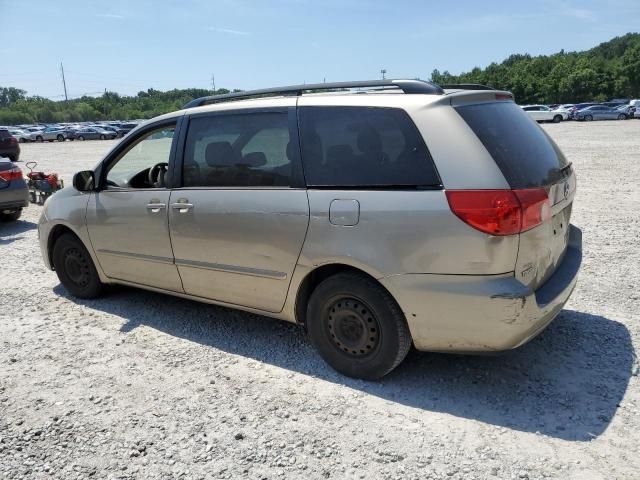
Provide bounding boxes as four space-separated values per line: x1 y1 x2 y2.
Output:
298 106 440 187
183 112 291 187
105 125 175 188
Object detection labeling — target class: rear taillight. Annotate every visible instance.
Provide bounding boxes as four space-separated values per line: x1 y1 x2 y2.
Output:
513 188 551 232
9 137 17 145
0 166 23 183
446 188 550 236
495 93 513 100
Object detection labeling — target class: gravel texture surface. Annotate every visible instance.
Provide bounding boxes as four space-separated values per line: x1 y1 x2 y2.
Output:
1 121 639 480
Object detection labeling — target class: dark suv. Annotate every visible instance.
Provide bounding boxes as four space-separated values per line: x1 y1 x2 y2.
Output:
0 129 20 162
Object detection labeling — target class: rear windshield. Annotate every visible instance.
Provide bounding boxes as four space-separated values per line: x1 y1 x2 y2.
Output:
455 102 569 188
299 106 441 188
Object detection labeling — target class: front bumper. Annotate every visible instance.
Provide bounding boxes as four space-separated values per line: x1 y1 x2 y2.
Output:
381 225 582 353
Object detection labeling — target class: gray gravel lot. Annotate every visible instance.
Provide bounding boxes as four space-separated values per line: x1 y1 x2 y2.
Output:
1 121 639 479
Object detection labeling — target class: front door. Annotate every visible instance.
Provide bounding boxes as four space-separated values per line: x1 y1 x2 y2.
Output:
168 105 309 312
86 122 183 292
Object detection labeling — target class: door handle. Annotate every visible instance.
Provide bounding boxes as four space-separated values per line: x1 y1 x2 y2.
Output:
171 201 194 213
146 202 166 213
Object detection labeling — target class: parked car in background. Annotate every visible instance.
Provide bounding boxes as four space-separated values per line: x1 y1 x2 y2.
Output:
31 126 68 142
575 105 628 121
520 105 567 122
39 79 581 379
8 128 31 143
93 127 118 140
553 104 574 113
614 105 633 119
569 102 600 118
0 129 20 162
97 125 126 137
74 127 113 141
0 157 28 221
63 126 81 140
118 122 138 135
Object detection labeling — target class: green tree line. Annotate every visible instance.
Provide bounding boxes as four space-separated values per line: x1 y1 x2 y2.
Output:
1 33 639 125
430 32 640 104
0 87 237 126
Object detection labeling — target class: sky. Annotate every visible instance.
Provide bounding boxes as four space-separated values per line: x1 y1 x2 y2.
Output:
1 0 639 99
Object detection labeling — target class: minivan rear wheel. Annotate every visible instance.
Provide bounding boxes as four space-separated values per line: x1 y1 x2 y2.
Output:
52 233 105 299
306 272 411 379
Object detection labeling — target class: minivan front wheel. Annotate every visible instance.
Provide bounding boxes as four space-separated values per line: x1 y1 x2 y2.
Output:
306 272 411 379
52 233 104 299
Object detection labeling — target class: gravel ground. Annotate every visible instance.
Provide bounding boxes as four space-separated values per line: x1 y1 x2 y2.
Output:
1 121 639 480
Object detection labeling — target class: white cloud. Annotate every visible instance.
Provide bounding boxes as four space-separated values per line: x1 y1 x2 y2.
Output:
208 27 251 36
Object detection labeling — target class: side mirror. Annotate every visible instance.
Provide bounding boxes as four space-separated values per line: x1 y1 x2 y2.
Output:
73 170 95 192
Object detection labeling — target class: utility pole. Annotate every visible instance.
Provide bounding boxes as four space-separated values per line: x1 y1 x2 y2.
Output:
380 69 387 80
211 74 216 93
60 62 68 101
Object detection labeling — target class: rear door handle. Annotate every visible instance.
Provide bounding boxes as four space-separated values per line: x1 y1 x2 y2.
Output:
171 202 194 213
146 202 166 213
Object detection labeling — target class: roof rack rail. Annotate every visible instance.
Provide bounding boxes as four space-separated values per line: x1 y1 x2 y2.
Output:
183 79 445 109
440 83 495 91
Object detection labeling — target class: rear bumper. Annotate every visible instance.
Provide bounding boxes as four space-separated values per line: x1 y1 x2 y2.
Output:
0 183 30 211
381 225 582 352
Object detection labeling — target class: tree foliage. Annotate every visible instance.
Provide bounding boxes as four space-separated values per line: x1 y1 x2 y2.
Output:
430 33 640 104
0 87 232 125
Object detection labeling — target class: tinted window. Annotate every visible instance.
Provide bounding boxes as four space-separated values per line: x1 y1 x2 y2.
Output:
298 107 440 187
183 112 291 187
455 102 569 188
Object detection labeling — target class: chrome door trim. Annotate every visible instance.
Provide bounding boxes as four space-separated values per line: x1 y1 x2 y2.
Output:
96 249 174 265
174 258 288 279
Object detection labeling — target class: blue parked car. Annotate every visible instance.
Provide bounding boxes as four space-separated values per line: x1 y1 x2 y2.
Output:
574 105 628 121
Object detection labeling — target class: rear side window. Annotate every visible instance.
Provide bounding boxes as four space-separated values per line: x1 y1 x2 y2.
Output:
298 107 440 187
183 112 291 187
455 102 569 188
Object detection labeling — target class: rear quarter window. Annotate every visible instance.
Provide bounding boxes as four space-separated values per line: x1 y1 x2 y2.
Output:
298 106 441 188
455 102 569 188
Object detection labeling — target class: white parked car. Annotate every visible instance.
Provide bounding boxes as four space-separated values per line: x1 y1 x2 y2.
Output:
520 105 568 123
8 129 31 143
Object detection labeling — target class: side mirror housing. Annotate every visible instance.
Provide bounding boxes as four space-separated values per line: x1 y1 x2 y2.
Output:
73 170 95 192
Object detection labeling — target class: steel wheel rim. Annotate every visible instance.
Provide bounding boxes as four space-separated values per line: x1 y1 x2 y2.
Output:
326 296 381 357
64 248 90 288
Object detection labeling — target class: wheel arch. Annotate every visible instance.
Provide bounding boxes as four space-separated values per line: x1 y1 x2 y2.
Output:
293 263 400 326
47 224 80 269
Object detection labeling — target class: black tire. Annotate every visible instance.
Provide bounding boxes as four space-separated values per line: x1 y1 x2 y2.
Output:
57 134 64 141
100 134 106 140
78 135 85 141
552 115 562 123
36 135 43 142
306 272 412 379
584 115 593 122
617 114 626 120
8 155 17 162
19 138 26 143
0 208 22 222
52 233 105 299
